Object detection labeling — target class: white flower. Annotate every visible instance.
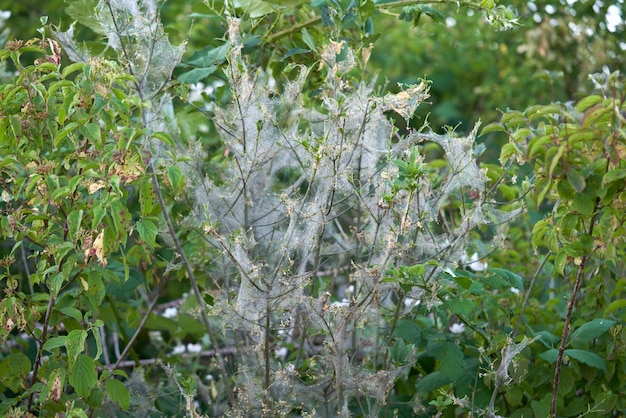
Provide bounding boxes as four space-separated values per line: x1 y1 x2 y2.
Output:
331 298 350 308
346 285 355 297
275 347 288 360
450 323 465 334
171 344 186 355
162 307 178 318
404 297 420 308
509 287 521 295
187 343 202 353
462 252 488 272
148 330 163 343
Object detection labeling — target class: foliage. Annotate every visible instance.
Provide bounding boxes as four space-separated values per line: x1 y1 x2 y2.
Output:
484 68 626 417
0 0 624 417
0 37 156 414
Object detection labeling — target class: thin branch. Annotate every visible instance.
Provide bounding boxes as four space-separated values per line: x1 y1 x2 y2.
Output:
265 0 488 43
512 251 550 338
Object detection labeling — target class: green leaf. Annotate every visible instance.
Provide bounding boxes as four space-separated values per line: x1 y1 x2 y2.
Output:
392 319 421 345
65 0 104 34
564 349 606 371
62 62 86 79
54 121 80 147
137 219 159 246
389 339 414 365
167 165 186 196
438 342 464 379
570 318 615 343
106 379 130 410
538 348 558 363
575 94 603 112
81 122 101 145
139 181 158 217
151 131 175 147
554 251 567 276
602 169 626 187
43 335 67 352
531 398 550 418
566 169 586 193
572 192 595 216
415 371 452 393
178 66 218 84
234 0 274 17
301 28 316 51
59 306 83 322
605 299 626 315
444 298 476 317
282 48 312 61
70 354 98 398
480 122 505 134
0 352 31 391
68 209 84 243
65 329 88 364
501 110 526 128
483 268 524 290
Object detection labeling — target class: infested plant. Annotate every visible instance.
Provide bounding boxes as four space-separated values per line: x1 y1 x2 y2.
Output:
0 0 624 417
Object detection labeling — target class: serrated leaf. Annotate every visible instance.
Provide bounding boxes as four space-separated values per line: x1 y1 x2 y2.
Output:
445 298 476 317
70 354 98 398
106 379 130 410
570 319 615 343
137 219 158 246
392 319 421 345
438 342 464 379
484 268 524 290
415 371 453 393
564 349 606 371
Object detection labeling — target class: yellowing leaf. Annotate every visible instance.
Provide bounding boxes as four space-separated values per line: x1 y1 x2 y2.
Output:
88 180 106 194
93 230 107 266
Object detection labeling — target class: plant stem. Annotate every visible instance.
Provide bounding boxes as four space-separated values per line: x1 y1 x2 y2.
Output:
551 202 599 416
110 275 167 370
27 294 55 412
147 161 235 405
512 251 550 338
266 0 488 43
550 255 586 417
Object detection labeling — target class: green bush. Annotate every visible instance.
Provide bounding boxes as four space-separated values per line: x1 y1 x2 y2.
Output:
0 1 624 417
